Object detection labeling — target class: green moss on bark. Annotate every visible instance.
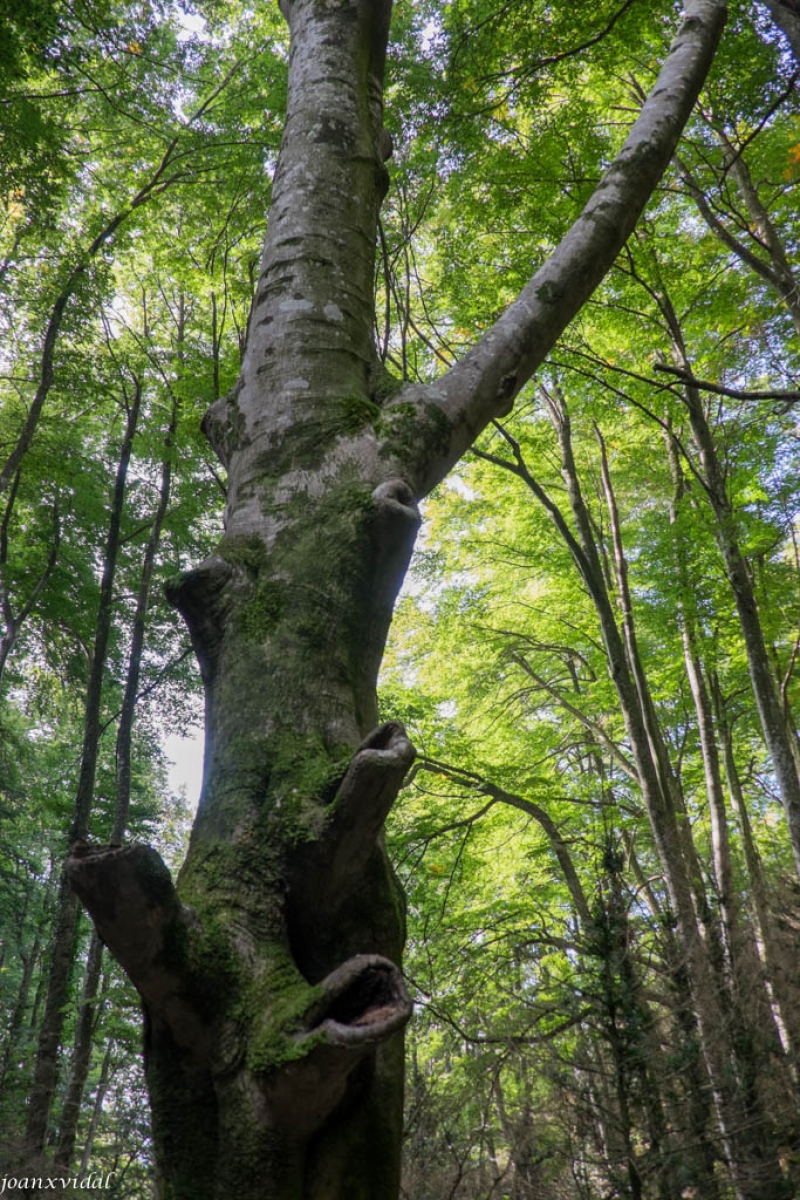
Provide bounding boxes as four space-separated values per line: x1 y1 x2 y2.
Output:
240 577 286 640
245 949 324 1074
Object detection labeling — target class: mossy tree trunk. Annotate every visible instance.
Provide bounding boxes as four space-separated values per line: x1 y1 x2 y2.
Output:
66 2 727 1197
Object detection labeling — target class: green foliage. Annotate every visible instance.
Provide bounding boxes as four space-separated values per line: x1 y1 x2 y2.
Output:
378 2 800 1193
2 0 800 1194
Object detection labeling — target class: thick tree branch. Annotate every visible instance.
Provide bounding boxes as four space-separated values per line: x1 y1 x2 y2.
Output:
289 722 416 904
66 843 209 1053
399 0 727 496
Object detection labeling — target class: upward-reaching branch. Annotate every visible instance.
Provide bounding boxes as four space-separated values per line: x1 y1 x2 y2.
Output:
400 0 727 496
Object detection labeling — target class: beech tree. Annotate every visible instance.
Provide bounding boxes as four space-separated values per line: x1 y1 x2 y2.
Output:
54 1 734 1196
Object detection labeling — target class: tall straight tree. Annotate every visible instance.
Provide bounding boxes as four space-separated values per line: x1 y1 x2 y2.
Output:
66 2 727 1197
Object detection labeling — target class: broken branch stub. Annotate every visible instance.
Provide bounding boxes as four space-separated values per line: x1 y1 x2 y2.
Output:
290 721 415 902
264 953 412 1135
66 842 209 1053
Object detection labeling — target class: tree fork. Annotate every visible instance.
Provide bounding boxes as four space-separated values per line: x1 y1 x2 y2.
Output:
63 0 731 1195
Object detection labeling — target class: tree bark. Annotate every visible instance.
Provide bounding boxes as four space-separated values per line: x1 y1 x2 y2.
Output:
762 0 800 63
111 389 177 844
0 929 43 1112
547 404 780 1200
53 933 105 1172
482 397 790 1198
77 1042 113 1178
713 677 800 1078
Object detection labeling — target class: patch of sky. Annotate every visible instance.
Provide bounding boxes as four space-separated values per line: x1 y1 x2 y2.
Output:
164 728 204 811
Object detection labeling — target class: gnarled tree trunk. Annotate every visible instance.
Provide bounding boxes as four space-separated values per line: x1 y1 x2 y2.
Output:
66 2 727 1196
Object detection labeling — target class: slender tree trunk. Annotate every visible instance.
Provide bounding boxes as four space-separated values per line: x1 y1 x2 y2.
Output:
54 381 178 1169
0 88 224 497
659 292 800 879
22 881 82 1168
621 839 724 1199
77 1043 113 1178
593 875 644 1200
713 678 800 1079
53 933 104 1172
0 931 42 1100
675 148 800 338
669 460 800 1170
717 133 800 335
24 387 142 1162
567 407 792 1199
485 397 788 1199
112 391 177 844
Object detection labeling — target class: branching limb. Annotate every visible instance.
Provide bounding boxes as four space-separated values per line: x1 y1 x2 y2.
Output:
66 843 209 1054
415 757 593 926
394 0 727 497
653 362 800 403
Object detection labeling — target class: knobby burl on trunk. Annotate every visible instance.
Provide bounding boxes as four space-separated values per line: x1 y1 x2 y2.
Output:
66 1 726 1197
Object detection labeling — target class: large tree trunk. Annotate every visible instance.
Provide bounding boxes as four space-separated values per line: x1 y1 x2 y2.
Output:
74 4 416 1194
65 2 728 1196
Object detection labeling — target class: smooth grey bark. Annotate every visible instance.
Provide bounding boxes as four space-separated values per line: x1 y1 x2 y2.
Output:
53 932 104 1172
65 3 728 1197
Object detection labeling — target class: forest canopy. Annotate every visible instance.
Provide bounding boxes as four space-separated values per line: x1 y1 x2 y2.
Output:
1 1 799 1198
